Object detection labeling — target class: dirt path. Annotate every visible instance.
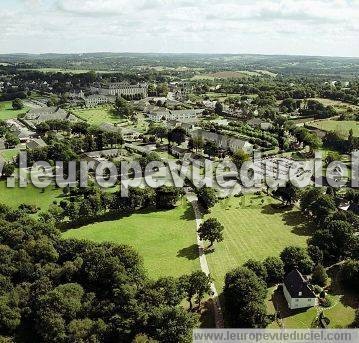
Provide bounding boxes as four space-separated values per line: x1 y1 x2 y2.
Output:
186 191 225 328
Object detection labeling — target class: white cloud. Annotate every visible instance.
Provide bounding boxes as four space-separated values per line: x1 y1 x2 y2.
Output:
0 0 358 56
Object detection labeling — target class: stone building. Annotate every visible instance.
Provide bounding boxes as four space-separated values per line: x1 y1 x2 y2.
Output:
90 82 148 98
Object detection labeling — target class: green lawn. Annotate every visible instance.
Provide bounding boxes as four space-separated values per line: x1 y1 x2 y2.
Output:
0 180 63 211
203 195 309 289
72 105 126 126
0 148 21 162
62 200 200 279
310 120 359 137
0 101 29 120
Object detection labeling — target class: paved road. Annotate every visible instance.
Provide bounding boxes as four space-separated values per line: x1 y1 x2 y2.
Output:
186 191 225 328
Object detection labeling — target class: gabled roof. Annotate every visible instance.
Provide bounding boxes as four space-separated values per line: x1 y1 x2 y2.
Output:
284 269 316 299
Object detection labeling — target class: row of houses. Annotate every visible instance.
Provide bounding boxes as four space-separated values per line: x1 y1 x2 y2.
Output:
147 109 204 122
191 129 253 154
22 107 78 129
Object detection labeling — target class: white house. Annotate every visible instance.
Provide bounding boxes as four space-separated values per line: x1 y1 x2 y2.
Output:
283 270 317 310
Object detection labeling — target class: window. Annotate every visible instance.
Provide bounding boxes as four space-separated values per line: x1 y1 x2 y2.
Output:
295 299 299 302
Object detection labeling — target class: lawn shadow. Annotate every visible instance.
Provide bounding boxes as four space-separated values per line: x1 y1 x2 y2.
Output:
199 299 216 328
327 265 359 309
261 203 288 215
177 244 199 261
180 204 195 221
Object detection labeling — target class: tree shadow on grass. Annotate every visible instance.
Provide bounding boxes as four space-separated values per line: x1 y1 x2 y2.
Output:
261 203 288 215
199 299 216 328
177 244 199 261
180 204 195 221
327 265 359 309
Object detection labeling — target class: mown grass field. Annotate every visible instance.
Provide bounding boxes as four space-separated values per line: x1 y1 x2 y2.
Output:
0 180 62 211
0 148 21 161
310 120 359 137
203 195 309 289
308 97 359 113
0 101 29 120
63 200 200 279
71 105 125 126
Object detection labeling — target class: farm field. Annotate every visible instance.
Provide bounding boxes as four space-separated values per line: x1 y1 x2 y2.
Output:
203 194 309 290
308 98 359 112
71 105 126 126
19 68 114 74
0 101 29 120
310 120 359 137
192 70 275 80
0 180 62 211
63 200 200 279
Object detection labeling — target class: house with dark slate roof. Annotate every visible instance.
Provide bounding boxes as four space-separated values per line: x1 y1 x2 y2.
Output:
283 269 317 310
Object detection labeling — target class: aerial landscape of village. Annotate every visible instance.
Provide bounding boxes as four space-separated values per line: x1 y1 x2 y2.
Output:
0 1 358 342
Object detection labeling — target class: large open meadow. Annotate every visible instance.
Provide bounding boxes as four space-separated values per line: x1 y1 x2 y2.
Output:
0 101 29 120
62 200 200 279
310 120 359 137
203 194 309 289
72 105 126 126
0 180 62 210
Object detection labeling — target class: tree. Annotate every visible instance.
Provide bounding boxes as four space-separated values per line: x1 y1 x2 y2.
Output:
224 267 267 328
307 245 323 265
180 271 211 310
203 141 217 158
196 186 218 209
232 149 250 170
309 220 354 263
197 218 224 249
341 259 359 290
300 188 336 220
311 264 328 287
214 102 223 115
280 246 314 274
1 163 15 178
155 186 182 209
148 125 168 143
273 182 298 205
168 127 186 146
5 133 20 148
114 96 134 118
243 259 267 282
263 257 284 285
12 98 24 110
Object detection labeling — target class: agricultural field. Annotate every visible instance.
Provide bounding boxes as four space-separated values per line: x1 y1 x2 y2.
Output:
19 68 114 74
63 200 200 279
308 98 359 113
192 70 276 80
71 105 126 126
203 194 309 290
310 120 359 137
0 101 29 120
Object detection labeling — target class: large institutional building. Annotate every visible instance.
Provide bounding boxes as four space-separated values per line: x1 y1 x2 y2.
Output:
90 82 148 98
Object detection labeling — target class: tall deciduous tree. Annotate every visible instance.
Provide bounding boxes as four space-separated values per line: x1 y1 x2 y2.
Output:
198 218 224 249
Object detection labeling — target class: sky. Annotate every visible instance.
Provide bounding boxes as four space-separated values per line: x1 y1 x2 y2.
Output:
0 0 359 57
